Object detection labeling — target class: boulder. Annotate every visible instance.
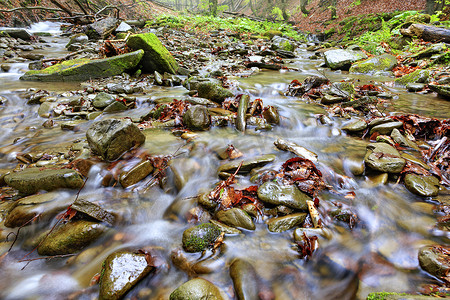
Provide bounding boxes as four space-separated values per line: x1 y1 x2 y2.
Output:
257 181 310 210
395 69 429 86
404 174 440 197
182 223 221 253
170 278 227 300
126 33 178 74
183 105 211 131
20 50 144 81
411 43 446 59
86 16 120 40
429 84 450 98
1 28 32 40
197 82 233 104
324 49 367 70
364 143 406 173
5 168 84 195
86 118 145 161
329 82 355 98
37 220 106 255
99 251 154 300
349 54 398 74
271 36 295 52
216 208 255 230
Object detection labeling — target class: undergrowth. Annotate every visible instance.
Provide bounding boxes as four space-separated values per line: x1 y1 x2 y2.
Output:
146 14 305 41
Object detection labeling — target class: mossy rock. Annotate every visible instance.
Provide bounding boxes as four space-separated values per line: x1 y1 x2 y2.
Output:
182 223 221 252
395 69 429 86
170 278 227 300
126 33 178 74
20 50 144 81
349 54 397 74
264 30 283 39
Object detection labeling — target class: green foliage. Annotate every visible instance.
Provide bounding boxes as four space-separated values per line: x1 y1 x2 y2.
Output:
356 19 391 54
349 0 361 8
146 14 305 41
366 292 408 300
271 6 284 21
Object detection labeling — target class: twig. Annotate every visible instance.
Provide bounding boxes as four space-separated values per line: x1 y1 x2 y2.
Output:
6 214 41 252
0 7 65 13
18 254 75 270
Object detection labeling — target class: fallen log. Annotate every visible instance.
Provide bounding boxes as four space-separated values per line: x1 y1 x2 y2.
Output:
400 23 450 43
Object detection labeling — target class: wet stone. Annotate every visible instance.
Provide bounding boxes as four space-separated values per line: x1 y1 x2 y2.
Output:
404 174 440 197
342 119 367 132
170 278 227 300
266 213 307 233
364 143 406 174
119 160 153 188
5 168 84 195
230 258 259 300
209 220 241 234
257 181 310 210
99 250 154 300
71 198 116 225
104 101 128 113
369 121 403 135
37 220 106 255
86 118 145 161
216 208 255 230
418 245 450 278
183 105 211 131
182 223 221 253
197 82 233 104
217 154 275 174
93 92 116 109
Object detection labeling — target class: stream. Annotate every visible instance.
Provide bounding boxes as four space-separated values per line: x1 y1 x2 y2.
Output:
0 22 449 300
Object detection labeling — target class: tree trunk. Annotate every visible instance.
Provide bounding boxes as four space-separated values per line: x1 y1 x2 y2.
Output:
400 23 450 43
330 0 337 20
210 0 218 16
300 0 309 15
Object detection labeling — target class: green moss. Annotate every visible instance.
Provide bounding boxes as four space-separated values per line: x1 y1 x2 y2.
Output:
395 69 429 85
367 292 408 300
350 54 397 74
182 223 221 252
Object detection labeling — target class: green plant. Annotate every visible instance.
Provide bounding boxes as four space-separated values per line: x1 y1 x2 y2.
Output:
356 19 392 54
270 6 284 21
349 0 361 8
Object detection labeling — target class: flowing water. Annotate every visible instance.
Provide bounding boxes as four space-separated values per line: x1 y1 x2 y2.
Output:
0 23 449 300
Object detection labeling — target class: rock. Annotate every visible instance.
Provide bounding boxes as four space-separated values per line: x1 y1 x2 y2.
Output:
391 129 420 150
329 82 355 98
71 198 116 225
37 220 106 255
236 95 250 132
209 220 241 234
4 192 66 228
364 143 406 173
38 101 56 117
411 43 447 59
170 278 227 300
369 121 403 135
406 83 426 92
99 250 154 300
21 50 144 81
183 105 211 131
262 106 280 124
217 154 275 174
257 181 310 210
170 158 198 191
342 119 367 132
197 82 233 104
349 54 398 74
5 168 84 194
104 101 127 113
230 258 259 300
320 94 344 104
216 208 255 230
93 92 116 109
366 293 437 300
126 33 179 74
86 16 120 40
266 213 307 232
271 36 295 52
404 174 440 197
429 84 450 98
182 223 221 253
274 138 318 162
395 69 429 86
1 28 32 40
119 160 153 188
323 49 367 70
418 245 450 278
293 227 332 241
115 21 133 33
65 33 88 48
86 118 145 161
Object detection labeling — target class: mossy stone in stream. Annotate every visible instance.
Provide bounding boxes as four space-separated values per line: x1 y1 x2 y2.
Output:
93 92 116 109
364 143 406 173
37 220 106 255
369 121 403 135
126 33 178 74
428 84 450 98
182 223 221 253
395 69 429 86
323 49 367 70
257 181 310 210
86 118 145 161
404 174 440 197
99 250 154 300
216 208 255 230
266 213 307 232
4 168 84 195
342 119 367 132
183 105 211 131
418 245 450 278
229 258 259 300
349 54 397 74
170 278 227 300
366 292 436 300
217 154 276 174
197 82 233 104
20 50 144 81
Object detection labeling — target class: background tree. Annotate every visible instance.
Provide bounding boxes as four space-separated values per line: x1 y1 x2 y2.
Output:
300 0 310 15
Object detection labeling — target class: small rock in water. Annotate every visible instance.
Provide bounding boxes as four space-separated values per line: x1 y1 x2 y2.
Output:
99 250 154 300
229 258 260 300
257 181 310 210
266 213 307 232
182 223 222 253
170 278 227 300
364 143 406 174
216 208 255 230
418 245 450 278
86 118 145 161
404 174 440 197
183 105 211 131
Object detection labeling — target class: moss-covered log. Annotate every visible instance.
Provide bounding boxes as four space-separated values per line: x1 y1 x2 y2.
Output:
400 23 450 43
